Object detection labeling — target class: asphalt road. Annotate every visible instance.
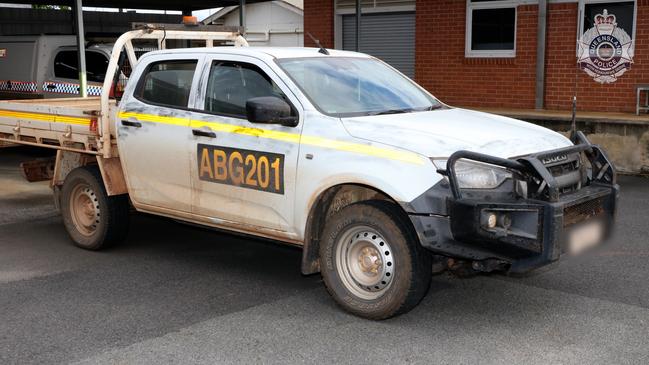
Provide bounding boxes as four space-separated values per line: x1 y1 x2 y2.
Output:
1 146 648 365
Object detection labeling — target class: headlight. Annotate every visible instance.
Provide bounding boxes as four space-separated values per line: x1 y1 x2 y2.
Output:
432 159 511 189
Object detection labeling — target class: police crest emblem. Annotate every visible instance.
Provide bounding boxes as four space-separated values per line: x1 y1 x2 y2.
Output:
577 9 634 83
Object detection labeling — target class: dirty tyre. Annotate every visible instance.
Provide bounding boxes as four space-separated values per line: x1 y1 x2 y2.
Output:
320 200 432 319
60 166 129 250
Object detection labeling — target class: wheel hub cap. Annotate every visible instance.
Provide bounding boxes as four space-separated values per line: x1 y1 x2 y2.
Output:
336 226 395 300
70 185 100 236
358 247 382 274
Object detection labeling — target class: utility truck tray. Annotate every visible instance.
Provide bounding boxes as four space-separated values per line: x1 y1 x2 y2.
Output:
0 97 102 153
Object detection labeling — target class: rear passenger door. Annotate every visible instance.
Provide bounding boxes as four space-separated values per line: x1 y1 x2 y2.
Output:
188 55 303 234
117 55 202 213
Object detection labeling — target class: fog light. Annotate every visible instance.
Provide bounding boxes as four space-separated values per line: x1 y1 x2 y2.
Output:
487 213 497 228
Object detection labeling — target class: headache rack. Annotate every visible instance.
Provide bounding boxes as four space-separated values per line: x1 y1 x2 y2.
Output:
0 26 248 157
439 131 617 202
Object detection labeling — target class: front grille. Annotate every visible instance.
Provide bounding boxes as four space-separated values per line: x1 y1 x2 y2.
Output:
547 159 579 177
563 197 605 227
544 154 583 195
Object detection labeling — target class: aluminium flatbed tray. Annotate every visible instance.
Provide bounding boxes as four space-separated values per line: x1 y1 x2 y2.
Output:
0 97 104 154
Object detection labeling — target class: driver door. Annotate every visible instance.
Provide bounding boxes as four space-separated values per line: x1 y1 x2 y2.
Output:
188 55 303 234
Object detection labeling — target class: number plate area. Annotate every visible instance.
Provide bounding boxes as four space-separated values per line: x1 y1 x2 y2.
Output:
197 144 285 194
566 219 604 255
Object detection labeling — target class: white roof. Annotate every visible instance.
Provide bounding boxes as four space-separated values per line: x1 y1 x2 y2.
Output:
142 47 372 60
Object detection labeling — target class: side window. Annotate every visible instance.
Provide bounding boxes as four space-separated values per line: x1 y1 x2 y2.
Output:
204 61 289 117
86 52 109 82
582 1 634 36
135 60 197 108
465 0 517 58
54 51 78 80
53 50 109 82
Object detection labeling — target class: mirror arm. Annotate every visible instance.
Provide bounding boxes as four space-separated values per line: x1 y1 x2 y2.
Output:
278 116 298 127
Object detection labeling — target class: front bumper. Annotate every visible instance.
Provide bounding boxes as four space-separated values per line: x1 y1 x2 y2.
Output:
407 132 619 274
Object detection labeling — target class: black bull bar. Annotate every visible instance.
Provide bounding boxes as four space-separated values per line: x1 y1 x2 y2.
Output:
439 131 616 201
435 131 618 273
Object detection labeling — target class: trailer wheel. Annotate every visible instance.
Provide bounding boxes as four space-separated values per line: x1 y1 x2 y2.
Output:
60 166 129 250
319 200 432 319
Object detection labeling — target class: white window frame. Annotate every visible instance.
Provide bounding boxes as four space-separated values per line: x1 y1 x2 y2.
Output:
576 0 637 55
465 0 519 58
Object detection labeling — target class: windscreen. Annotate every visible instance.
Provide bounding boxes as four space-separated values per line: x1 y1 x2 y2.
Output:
277 57 441 117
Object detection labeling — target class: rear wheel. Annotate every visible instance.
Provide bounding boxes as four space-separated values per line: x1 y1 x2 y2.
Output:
60 166 129 250
319 200 432 319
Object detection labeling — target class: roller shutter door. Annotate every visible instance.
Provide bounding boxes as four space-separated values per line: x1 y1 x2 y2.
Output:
342 12 415 78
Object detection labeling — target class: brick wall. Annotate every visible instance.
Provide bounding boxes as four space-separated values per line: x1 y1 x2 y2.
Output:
417 0 649 112
304 0 649 113
415 0 538 109
545 2 649 112
303 0 334 48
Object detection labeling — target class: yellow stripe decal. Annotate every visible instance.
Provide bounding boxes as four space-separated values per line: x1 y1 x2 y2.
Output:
0 109 91 126
118 111 188 127
118 111 424 165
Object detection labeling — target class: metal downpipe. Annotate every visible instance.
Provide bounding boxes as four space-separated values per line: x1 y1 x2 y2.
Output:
535 0 548 109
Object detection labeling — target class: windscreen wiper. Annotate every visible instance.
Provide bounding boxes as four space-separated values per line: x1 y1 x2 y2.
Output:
366 108 413 116
415 104 443 111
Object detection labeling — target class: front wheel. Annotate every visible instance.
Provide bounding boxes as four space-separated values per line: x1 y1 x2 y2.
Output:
60 166 130 250
319 200 432 319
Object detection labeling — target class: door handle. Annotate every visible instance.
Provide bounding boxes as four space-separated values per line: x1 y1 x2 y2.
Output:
46 84 57 90
121 120 142 128
192 129 216 138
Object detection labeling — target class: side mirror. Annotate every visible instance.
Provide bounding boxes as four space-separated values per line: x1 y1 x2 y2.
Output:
246 96 298 127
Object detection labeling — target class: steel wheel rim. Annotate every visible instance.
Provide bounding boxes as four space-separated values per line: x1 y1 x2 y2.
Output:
69 184 100 236
335 225 394 300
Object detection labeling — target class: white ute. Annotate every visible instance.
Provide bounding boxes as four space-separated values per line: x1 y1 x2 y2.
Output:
0 28 618 319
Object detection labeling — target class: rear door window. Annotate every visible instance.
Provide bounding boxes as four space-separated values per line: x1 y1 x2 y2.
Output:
135 60 198 108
